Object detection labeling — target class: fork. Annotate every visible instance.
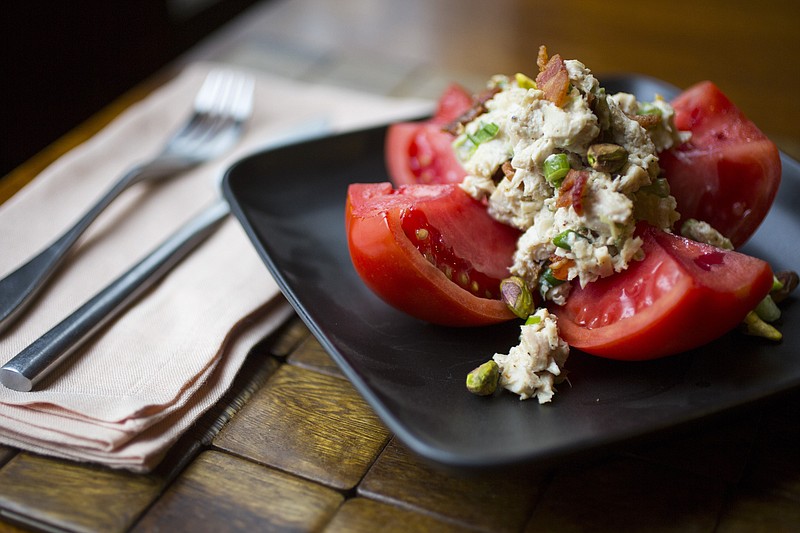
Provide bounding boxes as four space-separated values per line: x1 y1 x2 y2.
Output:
0 69 254 334
0 118 330 392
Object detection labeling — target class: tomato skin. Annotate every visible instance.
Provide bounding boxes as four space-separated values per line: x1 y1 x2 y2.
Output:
346 183 519 327
552 224 773 360
430 83 473 125
384 84 470 187
385 123 468 186
660 81 781 248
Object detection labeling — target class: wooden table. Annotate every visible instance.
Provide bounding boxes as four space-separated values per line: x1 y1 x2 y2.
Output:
1 1 798 530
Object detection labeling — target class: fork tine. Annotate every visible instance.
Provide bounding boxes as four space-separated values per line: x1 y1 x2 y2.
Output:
193 69 227 114
165 69 254 157
0 68 255 335
196 70 253 119
228 75 254 121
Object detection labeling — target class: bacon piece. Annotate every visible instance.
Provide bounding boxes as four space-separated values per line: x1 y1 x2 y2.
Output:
536 53 570 107
501 161 515 180
490 161 516 184
442 86 501 135
556 169 589 216
537 45 549 72
548 255 576 281
629 113 660 129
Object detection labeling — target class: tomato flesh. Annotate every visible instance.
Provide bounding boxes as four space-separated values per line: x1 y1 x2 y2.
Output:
385 84 471 186
552 224 773 360
386 123 467 186
346 183 519 326
402 208 502 299
371 79 779 358
660 81 781 248
430 83 473 125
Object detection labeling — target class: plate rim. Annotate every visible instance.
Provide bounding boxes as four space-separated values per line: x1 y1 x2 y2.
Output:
221 73 800 469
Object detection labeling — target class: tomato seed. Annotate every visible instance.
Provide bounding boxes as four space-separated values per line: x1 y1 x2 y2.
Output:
417 152 433 167
443 264 453 279
401 207 503 299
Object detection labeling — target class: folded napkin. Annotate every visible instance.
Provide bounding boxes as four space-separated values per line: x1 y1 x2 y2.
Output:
0 63 432 471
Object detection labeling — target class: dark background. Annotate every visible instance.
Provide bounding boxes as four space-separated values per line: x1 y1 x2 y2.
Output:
1 0 262 179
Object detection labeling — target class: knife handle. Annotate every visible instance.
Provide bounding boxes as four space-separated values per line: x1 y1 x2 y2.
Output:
0 200 230 392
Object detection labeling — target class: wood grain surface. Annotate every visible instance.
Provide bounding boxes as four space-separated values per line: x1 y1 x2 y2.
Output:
0 313 798 531
133 451 343 532
212 364 391 491
0 453 164 532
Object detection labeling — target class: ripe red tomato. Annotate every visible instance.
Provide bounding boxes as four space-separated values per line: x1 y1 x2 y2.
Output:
384 84 471 186
552 224 773 360
660 81 781 248
346 182 520 326
429 82 474 125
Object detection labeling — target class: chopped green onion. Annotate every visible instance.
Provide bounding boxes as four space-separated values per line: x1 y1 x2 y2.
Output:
553 229 581 250
524 314 541 326
541 268 563 286
539 267 564 298
637 102 662 116
543 153 570 187
468 122 500 145
452 133 469 148
453 122 500 159
452 134 474 160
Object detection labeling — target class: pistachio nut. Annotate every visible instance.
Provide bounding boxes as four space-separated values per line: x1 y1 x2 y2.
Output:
741 311 782 342
771 270 799 303
466 360 500 396
680 218 734 250
638 177 671 198
500 276 535 319
587 143 628 173
755 295 781 323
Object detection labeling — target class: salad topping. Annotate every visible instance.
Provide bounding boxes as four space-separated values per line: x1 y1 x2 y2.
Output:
457 48 687 297
454 47 695 402
354 46 791 405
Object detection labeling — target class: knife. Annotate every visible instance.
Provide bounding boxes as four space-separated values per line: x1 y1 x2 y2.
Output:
1 120 330 392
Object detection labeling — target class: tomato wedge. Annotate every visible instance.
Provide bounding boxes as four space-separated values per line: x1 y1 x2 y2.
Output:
429 82 474 125
659 81 781 248
552 224 773 360
346 182 520 326
385 84 470 186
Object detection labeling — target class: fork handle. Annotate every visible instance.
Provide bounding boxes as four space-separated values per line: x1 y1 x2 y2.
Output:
0 166 147 335
0 200 230 392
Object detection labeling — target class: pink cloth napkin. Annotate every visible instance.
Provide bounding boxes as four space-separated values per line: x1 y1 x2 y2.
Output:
0 63 432 471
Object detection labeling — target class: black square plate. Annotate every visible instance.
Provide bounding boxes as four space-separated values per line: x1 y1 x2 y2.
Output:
222 75 800 469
